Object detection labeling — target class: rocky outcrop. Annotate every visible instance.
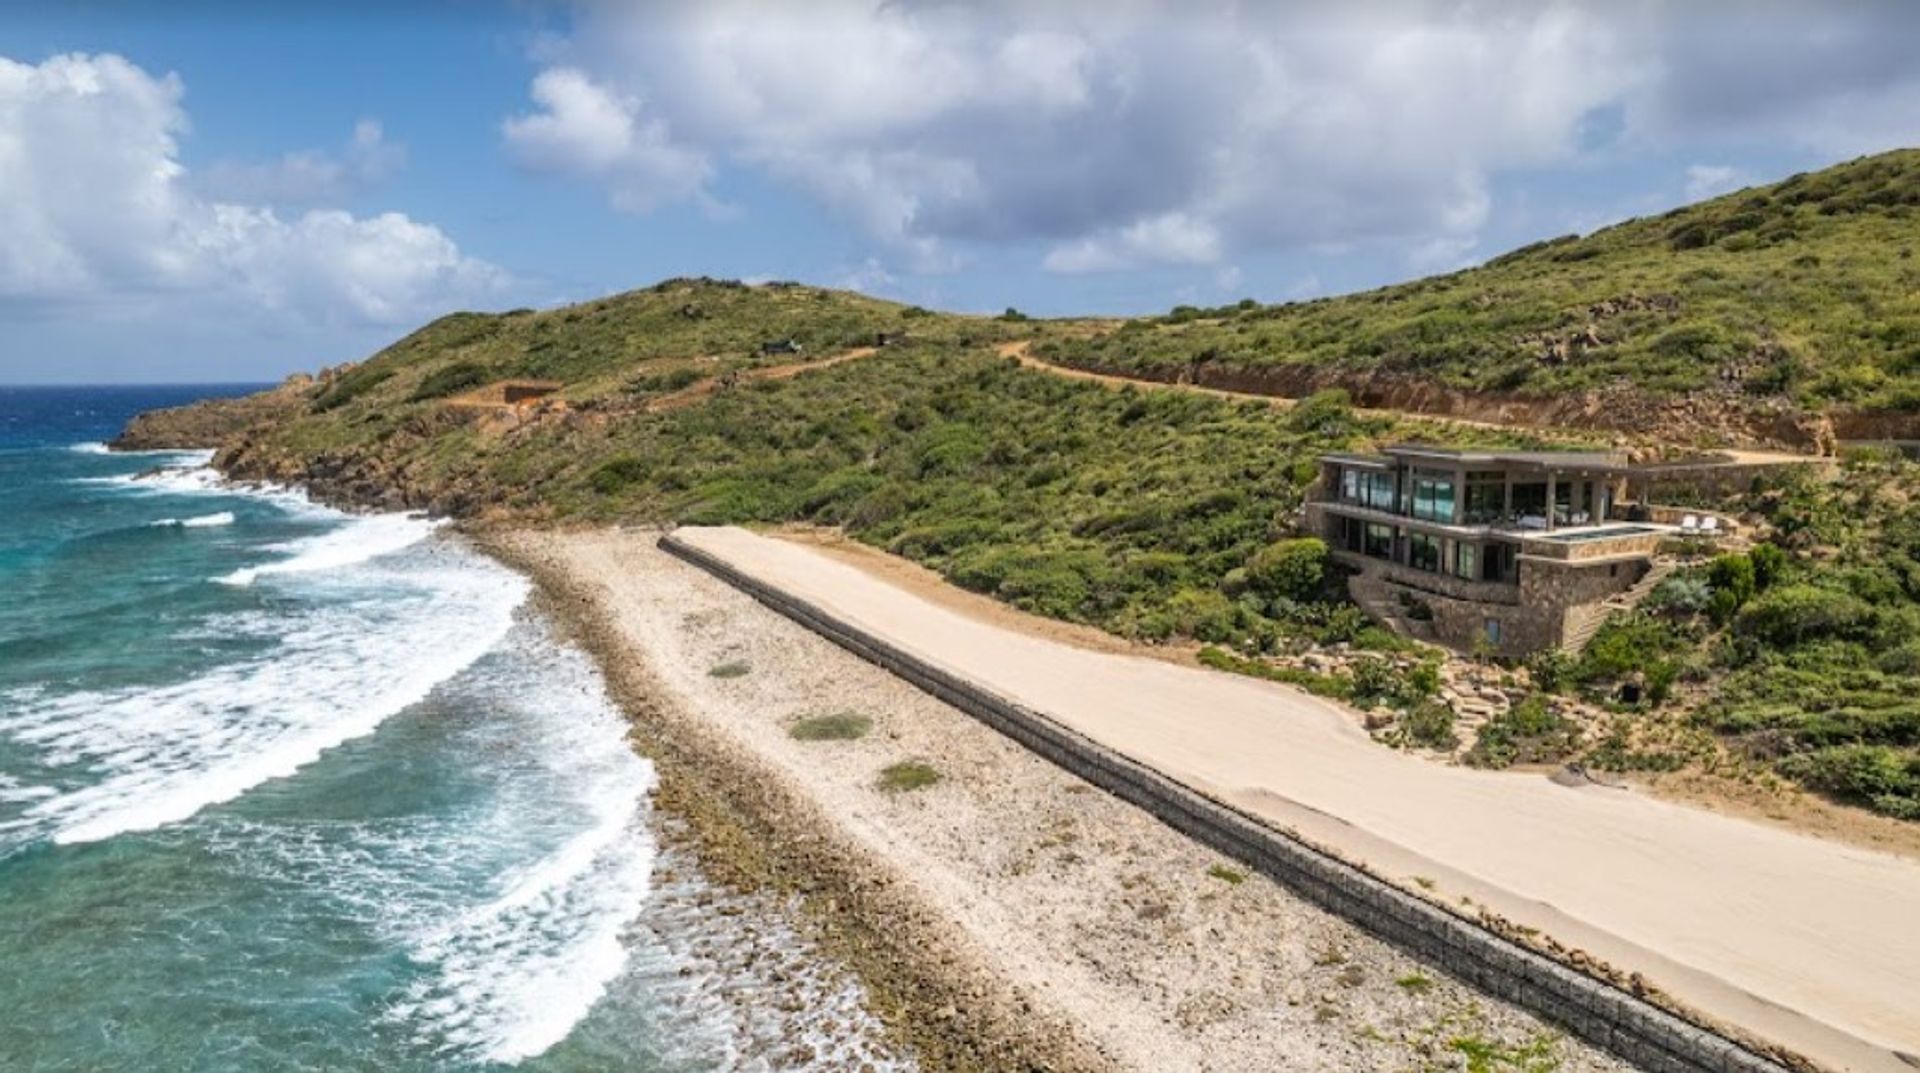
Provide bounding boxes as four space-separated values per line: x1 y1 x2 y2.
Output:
109 375 313 451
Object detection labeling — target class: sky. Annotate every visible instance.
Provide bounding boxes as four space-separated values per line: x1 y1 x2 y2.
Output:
1 1 1918 384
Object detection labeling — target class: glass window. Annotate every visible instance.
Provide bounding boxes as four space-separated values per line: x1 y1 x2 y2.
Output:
1408 532 1441 572
1465 473 1505 524
1409 468 1456 523
1455 542 1479 581
1485 618 1503 645
1364 522 1394 559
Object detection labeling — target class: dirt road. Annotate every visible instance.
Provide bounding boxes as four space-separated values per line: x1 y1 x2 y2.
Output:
674 524 1920 1073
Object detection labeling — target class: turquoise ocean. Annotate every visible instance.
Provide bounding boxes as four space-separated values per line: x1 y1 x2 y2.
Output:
0 387 898 1072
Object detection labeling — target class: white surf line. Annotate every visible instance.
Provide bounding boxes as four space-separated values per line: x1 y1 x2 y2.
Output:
216 513 445 586
385 630 658 1065
1 548 527 847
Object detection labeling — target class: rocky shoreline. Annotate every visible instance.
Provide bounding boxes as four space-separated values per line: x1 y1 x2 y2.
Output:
482 530 1113 1073
492 527 1636 1073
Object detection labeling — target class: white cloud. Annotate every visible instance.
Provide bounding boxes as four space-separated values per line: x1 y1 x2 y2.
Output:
509 1 1920 278
197 118 406 206
0 52 502 326
503 66 713 214
1683 164 1749 202
513 1 1643 274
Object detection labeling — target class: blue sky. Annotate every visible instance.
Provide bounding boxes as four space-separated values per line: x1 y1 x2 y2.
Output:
1 1 1917 383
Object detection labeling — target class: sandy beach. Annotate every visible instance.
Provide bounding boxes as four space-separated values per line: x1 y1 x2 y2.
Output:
667 524 1920 1073
497 527 1637 1073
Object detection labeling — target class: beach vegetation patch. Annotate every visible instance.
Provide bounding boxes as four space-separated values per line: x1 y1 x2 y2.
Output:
1395 972 1434 993
790 711 872 741
708 660 752 679
876 760 941 793
1205 863 1246 884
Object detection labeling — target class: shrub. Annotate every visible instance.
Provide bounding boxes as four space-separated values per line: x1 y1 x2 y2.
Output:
877 760 942 793
409 360 491 401
1735 584 1875 647
708 660 752 679
1467 695 1580 769
1399 702 1458 751
311 365 394 412
1778 744 1920 818
790 712 873 741
1648 574 1712 616
1707 552 1756 623
588 455 650 495
1285 389 1357 437
1196 646 1353 700
1245 537 1328 602
1748 542 1790 590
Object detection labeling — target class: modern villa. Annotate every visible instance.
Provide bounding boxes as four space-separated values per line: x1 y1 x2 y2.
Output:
1306 445 1677 656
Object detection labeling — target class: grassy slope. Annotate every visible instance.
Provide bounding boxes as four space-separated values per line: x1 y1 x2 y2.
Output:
1039 149 1920 410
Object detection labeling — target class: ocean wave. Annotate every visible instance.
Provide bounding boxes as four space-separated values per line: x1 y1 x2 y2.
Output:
386 634 658 1065
69 442 217 464
73 461 331 519
149 511 236 529
217 513 443 586
0 545 528 847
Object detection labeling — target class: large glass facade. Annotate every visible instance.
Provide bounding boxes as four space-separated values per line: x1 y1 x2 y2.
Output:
1408 469 1456 523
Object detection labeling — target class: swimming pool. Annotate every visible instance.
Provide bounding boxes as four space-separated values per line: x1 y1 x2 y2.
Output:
1534 524 1662 543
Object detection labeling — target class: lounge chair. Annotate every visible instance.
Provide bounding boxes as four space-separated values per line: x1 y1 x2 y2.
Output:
1679 515 1700 534
1700 516 1720 536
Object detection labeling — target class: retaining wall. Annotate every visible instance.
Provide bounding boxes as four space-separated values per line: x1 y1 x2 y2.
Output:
658 532 1800 1073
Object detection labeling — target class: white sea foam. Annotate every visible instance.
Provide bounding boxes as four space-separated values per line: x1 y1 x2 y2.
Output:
0 544 528 846
0 773 56 805
76 460 329 519
69 442 217 464
217 513 443 586
150 511 236 529
386 636 659 1065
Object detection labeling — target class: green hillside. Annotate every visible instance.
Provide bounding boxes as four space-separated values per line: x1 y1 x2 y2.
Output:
119 152 1920 823
1039 149 1920 412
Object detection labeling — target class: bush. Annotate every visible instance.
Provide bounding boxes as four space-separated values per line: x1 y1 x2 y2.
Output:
1399 702 1458 751
1245 537 1328 603
588 455 650 495
1707 553 1757 623
1749 542 1790 590
1778 744 1920 818
1466 695 1580 769
1735 584 1875 647
409 361 491 401
1645 574 1712 616
1285 389 1357 437
708 660 752 679
1196 646 1353 700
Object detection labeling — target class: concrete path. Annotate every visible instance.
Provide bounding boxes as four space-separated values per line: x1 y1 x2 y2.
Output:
676 525 1920 1073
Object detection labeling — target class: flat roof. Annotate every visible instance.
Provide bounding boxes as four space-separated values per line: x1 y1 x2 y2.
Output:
1322 451 1391 469
1331 442 1635 473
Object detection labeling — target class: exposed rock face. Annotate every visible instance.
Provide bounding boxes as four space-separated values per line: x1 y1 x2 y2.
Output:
108 376 312 451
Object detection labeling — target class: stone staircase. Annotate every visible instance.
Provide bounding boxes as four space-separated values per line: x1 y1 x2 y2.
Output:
1562 557 1678 654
